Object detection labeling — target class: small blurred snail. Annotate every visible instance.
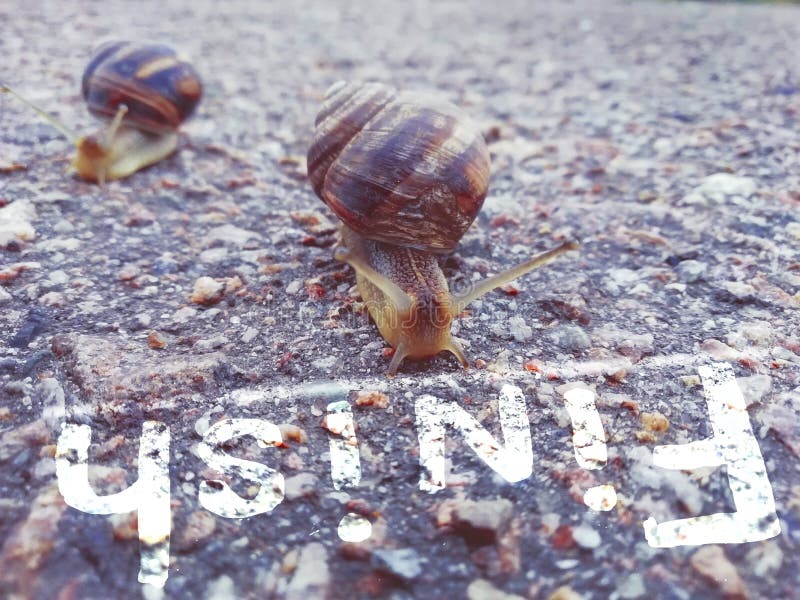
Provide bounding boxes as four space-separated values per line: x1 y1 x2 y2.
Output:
1 40 202 183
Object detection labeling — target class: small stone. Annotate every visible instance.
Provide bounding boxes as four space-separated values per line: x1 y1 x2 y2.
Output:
124 202 156 227
131 313 153 331
606 268 640 292
241 327 258 343
205 224 260 248
740 322 773 346
719 281 756 300
436 498 513 544
354 390 390 409
467 578 525 600
616 573 646 599
675 260 707 283
152 256 179 275
0 199 36 248
0 484 66 597
204 575 236 600
285 543 330 600
286 279 303 295
171 306 198 323
52 219 75 233
736 375 772 406
311 355 337 370
487 348 512 374
110 512 138 540
38 291 65 307
46 270 68 287
284 472 319 500
696 173 756 202
0 261 40 283
147 331 168 349
547 586 583 600
690 545 747 597
571 524 601 549
640 412 669 433
179 510 216 550
0 287 12 304
744 541 783 577
194 334 228 351
190 276 225 306
593 326 654 362
549 324 591 351
508 315 533 342
224 275 244 294
278 423 307 443
700 338 740 361
117 263 140 281
371 548 425 581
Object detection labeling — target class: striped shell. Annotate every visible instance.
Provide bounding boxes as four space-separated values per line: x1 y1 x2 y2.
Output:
307 82 490 253
81 41 202 133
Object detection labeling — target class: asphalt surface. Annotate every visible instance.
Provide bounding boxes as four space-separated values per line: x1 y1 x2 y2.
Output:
1 1 799 599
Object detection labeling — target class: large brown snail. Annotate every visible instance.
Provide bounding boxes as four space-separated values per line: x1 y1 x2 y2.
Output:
1 40 202 183
307 81 578 375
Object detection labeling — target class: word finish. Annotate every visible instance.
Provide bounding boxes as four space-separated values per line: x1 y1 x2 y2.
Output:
54 362 780 588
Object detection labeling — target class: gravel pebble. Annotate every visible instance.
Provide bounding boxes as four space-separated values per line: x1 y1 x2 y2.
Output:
467 579 525 600
615 573 646 599
508 315 533 342
371 548 426 581
675 260 707 283
0 199 36 247
690 546 747 598
190 276 226 306
285 543 330 600
696 173 757 203
549 324 591 351
571 524 601 549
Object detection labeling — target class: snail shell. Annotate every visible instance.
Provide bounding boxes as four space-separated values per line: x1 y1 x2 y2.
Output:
81 40 202 133
307 82 490 253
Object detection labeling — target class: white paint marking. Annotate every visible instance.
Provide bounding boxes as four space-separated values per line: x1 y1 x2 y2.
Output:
415 384 532 492
562 388 617 512
197 418 284 519
56 421 171 588
324 401 371 542
562 388 608 469
325 400 362 490
643 363 781 547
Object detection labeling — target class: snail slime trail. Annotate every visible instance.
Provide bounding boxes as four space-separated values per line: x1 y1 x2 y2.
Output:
308 81 579 375
1 40 202 183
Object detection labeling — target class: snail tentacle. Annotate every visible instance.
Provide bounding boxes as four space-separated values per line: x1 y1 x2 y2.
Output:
2 41 201 183
387 344 409 376
444 338 469 369
0 82 79 142
334 243 412 314
450 241 579 315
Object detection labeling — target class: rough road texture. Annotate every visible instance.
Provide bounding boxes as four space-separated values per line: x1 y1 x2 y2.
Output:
1 1 799 599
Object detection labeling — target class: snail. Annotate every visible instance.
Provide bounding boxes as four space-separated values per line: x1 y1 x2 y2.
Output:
0 40 202 183
307 81 578 375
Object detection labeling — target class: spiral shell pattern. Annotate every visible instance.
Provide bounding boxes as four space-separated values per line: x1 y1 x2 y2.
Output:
81 41 202 133
307 82 490 253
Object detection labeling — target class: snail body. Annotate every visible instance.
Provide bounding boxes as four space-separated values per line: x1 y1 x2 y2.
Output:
1 40 202 183
336 225 467 374
309 82 578 375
